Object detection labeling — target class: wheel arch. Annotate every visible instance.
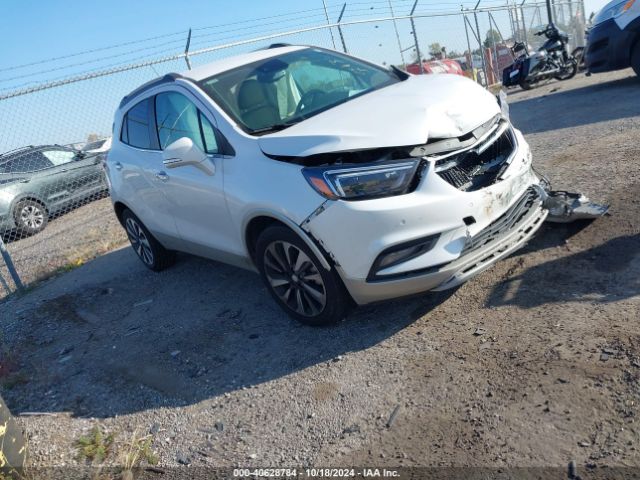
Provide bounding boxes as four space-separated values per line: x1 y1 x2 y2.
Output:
113 200 129 226
243 211 332 271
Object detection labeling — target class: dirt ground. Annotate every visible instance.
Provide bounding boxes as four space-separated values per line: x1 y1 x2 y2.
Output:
1 69 639 477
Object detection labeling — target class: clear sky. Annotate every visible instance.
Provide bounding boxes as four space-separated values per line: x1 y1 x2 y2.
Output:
1 0 610 75
0 0 611 151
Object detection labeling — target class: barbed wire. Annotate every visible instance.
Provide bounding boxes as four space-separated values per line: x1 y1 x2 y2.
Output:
0 0 535 75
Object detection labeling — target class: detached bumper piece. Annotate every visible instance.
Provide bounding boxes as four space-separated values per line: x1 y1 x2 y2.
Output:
540 189 610 223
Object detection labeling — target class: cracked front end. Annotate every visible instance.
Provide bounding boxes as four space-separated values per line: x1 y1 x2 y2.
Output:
303 124 547 305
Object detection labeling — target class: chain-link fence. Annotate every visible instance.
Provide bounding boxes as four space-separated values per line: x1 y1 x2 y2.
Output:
0 0 585 297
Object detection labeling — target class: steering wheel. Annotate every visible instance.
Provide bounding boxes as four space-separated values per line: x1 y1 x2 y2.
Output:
295 89 326 115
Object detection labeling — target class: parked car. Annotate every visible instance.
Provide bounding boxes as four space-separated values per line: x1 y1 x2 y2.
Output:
82 137 112 155
0 144 108 237
107 45 549 325
584 0 640 75
405 59 465 76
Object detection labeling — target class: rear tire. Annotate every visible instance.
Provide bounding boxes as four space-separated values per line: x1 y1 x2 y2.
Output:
13 199 48 236
632 43 640 77
555 59 577 80
121 209 175 272
255 225 350 326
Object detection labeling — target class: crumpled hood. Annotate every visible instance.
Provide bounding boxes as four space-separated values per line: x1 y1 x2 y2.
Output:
258 73 501 157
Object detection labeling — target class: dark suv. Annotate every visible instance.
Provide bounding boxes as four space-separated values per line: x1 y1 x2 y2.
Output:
0 144 108 238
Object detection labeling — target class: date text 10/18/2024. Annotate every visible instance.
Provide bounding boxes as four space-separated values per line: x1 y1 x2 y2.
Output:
233 468 401 477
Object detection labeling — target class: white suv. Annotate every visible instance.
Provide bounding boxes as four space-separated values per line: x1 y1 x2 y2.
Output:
107 45 547 325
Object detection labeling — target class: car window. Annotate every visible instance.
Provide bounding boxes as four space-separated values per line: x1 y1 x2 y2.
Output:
42 149 76 166
198 47 400 134
155 92 219 154
155 92 204 151
0 152 53 173
122 98 153 149
199 111 219 154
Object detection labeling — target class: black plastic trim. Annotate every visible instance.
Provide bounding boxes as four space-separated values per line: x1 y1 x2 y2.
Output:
367 233 440 282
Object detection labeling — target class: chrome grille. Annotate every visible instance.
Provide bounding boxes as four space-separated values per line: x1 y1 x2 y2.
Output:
435 121 516 192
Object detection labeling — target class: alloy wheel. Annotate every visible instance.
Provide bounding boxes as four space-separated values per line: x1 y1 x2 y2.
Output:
263 241 327 317
125 217 154 266
20 205 44 230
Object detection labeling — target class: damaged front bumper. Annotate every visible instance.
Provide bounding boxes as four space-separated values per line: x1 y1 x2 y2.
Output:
303 127 549 304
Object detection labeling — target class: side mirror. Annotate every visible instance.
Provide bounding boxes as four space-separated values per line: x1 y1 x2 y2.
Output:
162 137 215 175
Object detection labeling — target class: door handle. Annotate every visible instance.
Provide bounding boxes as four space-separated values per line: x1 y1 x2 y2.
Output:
155 171 169 182
114 162 123 171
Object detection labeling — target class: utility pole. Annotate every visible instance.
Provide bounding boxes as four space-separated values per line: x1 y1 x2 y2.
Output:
322 0 337 49
388 0 407 66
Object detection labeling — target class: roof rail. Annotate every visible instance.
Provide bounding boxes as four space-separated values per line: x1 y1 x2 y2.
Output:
119 73 184 109
0 145 36 158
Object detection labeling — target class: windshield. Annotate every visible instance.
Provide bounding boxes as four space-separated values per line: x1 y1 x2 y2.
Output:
198 47 401 134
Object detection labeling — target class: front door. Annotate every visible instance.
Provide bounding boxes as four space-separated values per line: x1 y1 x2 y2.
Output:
151 90 238 262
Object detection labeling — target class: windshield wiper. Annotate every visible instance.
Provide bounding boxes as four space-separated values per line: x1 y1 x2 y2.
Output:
250 122 298 135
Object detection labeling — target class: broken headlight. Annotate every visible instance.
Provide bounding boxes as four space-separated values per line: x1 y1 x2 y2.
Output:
302 159 420 200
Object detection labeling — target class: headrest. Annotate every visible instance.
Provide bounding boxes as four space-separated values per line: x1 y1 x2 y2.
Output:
237 79 266 110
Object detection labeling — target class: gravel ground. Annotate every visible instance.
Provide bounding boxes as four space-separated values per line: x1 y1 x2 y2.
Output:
0 196 127 297
1 69 639 477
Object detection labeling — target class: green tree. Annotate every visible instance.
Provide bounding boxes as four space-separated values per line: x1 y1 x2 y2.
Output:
428 42 443 58
483 29 501 48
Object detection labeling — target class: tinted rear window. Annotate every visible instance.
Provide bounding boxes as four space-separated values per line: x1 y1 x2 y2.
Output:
122 98 154 149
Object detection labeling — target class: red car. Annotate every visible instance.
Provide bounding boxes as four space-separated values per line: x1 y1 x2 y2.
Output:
405 59 465 76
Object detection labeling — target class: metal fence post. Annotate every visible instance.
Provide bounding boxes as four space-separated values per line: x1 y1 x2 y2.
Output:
184 28 192 70
322 0 338 49
519 1 528 45
463 10 473 64
388 0 406 66
546 0 555 24
336 3 349 53
473 2 488 85
0 237 23 291
487 11 500 81
409 0 424 73
507 1 517 41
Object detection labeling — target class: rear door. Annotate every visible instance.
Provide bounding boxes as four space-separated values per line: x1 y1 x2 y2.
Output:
112 97 180 245
43 148 105 200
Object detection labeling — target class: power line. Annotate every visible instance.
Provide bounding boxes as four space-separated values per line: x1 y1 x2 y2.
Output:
0 31 187 73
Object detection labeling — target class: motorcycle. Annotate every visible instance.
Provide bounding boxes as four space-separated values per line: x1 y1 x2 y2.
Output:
502 23 578 90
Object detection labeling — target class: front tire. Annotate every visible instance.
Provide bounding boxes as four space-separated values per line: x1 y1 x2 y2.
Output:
13 199 48 236
121 209 175 272
255 226 350 326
